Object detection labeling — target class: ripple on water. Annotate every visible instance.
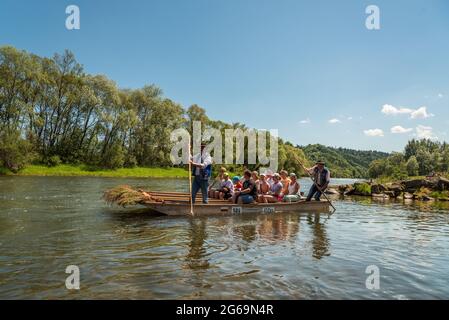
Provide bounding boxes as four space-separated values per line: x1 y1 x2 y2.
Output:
1 177 449 299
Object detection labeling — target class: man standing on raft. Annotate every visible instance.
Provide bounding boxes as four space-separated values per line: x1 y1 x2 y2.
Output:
190 143 212 204
306 160 330 201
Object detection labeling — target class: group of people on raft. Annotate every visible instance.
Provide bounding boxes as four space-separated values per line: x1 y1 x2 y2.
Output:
190 143 330 205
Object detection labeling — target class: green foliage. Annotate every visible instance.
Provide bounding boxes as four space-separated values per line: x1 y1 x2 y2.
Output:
368 139 449 180
302 144 389 178
0 166 11 175
354 182 372 195
45 155 62 167
0 129 35 172
405 139 449 175
4 45 447 181
406 156 419 176
430 191 449 200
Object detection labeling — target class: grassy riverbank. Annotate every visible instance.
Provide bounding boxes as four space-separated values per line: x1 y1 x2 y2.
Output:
0 165 189 178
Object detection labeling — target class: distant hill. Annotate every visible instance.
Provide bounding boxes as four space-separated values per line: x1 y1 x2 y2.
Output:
300 144 390 178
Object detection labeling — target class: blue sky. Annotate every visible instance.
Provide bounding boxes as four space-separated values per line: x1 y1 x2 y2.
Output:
1 0 448 152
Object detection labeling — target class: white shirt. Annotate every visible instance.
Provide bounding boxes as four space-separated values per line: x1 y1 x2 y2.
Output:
191 152 212 176
288 181 300 195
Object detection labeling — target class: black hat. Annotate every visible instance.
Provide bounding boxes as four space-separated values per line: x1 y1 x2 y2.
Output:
316 160 325 165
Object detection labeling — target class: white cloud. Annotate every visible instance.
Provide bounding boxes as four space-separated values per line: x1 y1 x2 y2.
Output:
299 118 311 124
328 118 341 124
364 129 384 137
416 125 438 140
410 106 433 119
391 125 413 134
381 104 413 115
347 117 353 120
438 93 444 98
381 104 434 119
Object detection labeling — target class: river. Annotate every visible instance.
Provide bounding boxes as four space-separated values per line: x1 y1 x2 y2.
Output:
0 176 448 299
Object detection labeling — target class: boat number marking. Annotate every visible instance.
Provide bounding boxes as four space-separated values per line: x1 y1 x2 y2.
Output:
231 207 242 214
262 207 275 214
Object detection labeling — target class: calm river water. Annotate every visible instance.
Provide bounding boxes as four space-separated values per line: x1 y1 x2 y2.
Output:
1 176 448 299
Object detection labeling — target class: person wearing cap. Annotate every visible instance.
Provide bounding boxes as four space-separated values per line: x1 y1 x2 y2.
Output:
232 176 242 191
306 160 330 201
283 173 301 202
190 143 212 204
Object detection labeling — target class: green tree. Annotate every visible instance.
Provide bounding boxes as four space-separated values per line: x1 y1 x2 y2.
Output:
406 156 419 176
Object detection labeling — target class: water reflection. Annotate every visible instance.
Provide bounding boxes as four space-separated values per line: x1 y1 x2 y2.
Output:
307 213 331 259
2 176 449 299
185 219 209 270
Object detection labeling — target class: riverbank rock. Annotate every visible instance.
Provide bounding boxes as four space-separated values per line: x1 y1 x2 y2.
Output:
371 184 387 194
385 183 404 198
437 177 449 191
421 195 435 201
402 179 434 193
338 184 353 195
372 193 389 199
403 192 414 200
325 188 340 195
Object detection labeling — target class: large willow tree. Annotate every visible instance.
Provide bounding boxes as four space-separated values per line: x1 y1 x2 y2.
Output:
0 45 309 174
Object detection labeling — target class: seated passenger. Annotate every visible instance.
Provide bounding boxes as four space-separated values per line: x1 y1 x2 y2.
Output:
234 170 257 204
283 173 301 202
251 171 260 193
257 173 270 202
209 167 227 198
265 169 274 187
260 173 283 203
216 173 234 200
232 176 242 191
279 170 291 195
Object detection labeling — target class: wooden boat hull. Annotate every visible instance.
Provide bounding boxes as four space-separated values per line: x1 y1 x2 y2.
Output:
141 200 330 216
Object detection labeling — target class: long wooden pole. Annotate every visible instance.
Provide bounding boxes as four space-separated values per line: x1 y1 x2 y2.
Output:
298 161 336 214
188 142 194 216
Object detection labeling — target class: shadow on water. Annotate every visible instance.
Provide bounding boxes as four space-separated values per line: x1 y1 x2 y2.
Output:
306 213 331 259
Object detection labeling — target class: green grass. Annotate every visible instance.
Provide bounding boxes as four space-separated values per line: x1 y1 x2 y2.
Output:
1 164 189 178
354 182 372 195
430 190 449 201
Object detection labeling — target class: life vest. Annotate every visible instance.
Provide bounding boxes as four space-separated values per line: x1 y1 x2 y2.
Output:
313 167 329 186
191 154 212 180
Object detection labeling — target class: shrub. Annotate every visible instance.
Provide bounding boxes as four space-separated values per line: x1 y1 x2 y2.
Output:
101 143 125 169
0 129 35 172
354 182 372 195
124 155 138 168
45 155 62 167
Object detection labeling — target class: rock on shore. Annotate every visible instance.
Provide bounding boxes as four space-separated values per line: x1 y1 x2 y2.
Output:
327 177 449 201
